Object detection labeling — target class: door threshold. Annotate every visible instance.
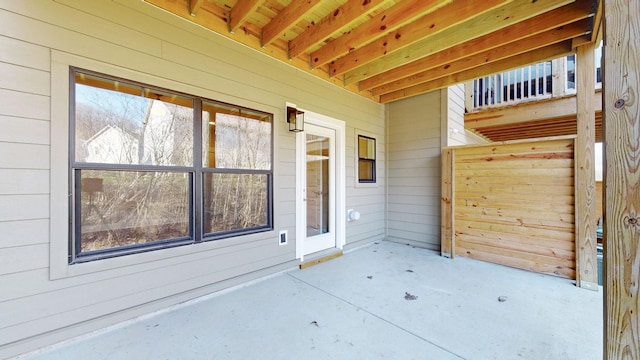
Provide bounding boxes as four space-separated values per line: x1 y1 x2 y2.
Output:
300 249 343 269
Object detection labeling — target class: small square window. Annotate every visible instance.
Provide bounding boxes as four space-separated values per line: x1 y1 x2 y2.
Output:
358 135 376 183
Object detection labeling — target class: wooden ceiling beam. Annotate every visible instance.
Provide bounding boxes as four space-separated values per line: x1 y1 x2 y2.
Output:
379 40 574 103
344 0 573 85
188 0 204 16
372 19 591 96
261 0 323 47
229 0 266 34
329 0 510 78
287 0 389 59
143 0 370 99
359 0 594 91
309 0 452 69
591 0 602 43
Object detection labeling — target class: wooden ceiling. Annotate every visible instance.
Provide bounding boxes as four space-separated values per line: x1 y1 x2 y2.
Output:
144 0 601 104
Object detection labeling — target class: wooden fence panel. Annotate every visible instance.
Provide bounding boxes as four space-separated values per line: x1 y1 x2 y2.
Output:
448 137 576 278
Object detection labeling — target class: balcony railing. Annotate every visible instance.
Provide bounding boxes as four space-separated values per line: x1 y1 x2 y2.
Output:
472 61 553 108
468 42 603 111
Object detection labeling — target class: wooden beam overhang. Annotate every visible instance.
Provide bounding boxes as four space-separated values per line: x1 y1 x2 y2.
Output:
371 19 592 97
328 0 510 79
342 0 574 85
379 41 575 103
359 0 595 91
188 0 204 16
229 0 265 34
287 0 388 59
144 0 601 104
261 0 323 47
309 0 452 69
144 0 370 99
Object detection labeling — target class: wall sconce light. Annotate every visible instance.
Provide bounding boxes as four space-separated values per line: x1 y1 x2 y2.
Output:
287 106 304 132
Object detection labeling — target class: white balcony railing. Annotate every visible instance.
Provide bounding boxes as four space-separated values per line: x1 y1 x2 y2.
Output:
468 42 603 111
471 61 553 109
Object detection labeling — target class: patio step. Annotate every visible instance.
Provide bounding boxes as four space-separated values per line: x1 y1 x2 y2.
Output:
300 250 343 269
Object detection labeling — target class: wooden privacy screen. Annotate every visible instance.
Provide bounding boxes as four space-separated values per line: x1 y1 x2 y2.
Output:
441 137 576 279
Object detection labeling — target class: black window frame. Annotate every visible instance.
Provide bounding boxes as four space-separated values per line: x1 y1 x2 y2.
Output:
357 134 376 184
69 67 273 263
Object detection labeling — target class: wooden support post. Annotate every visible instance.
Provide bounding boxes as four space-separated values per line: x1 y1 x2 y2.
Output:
575 42 598 290
603 0 640 357
441 148 454 258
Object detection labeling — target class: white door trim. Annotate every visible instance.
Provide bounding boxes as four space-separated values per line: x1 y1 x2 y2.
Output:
295 110 346 262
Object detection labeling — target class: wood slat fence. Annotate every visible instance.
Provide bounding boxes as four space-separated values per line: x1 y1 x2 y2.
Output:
441 136 576 278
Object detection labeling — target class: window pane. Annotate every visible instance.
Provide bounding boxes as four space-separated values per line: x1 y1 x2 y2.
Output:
358 135 375 160
359 159 375 182
75 73 194 166
203 173 269 234
202 101 272 170
76 170 191 254
566 55 576 90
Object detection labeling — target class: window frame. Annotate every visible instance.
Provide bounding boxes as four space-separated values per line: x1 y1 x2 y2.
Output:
69 67 274 264
356 134 376 184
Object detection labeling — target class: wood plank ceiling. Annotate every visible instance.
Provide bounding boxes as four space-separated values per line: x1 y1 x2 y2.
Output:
145 0 600 104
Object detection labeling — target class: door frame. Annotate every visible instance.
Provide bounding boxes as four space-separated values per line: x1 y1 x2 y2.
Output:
295 109 345 262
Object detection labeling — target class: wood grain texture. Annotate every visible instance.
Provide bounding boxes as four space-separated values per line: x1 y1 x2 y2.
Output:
603 0 640 357
575 42 598 288
371 19 591 96
441 148 454 257
261 0 322 47
331 0 509 78
345 0 573 84
359 0 594 91
379 41 574 103
451 138 576 278
309 0 448 68
287 0 387 59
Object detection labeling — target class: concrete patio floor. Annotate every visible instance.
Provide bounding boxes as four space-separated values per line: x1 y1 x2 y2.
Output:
19 241 602 360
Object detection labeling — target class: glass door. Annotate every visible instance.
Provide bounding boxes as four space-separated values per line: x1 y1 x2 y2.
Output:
303 123 335 254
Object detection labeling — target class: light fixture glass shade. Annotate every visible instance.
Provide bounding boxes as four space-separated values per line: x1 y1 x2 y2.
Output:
287 106 304 132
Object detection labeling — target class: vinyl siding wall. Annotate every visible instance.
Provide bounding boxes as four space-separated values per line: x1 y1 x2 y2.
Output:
446 84 467 146
0 1 384 357
446 84 487 146
386 92 443 251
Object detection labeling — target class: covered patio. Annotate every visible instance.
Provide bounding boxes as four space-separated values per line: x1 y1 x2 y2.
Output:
22 241 602 360
1 0 638 358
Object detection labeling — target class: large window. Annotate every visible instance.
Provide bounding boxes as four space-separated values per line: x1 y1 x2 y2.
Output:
71 68 272 263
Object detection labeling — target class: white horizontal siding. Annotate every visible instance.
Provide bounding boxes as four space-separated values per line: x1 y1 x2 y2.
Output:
0 244 49 276
386 93 442 250
0 35 50 70
0 62 49 96
0 143 50 169
0 88 49 120
0 1 385 358
0 169 49 195
446 85 467 146
0 194 49 222
0 219 49 249
0 116 50 145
